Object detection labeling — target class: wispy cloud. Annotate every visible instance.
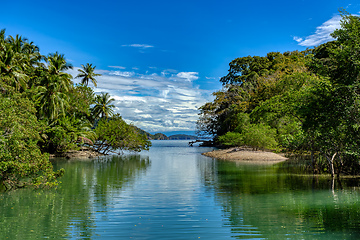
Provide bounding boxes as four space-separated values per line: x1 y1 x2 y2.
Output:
68 68 213 133
122 44 154 49
109 71 135 77
294 15 341 47
108 65 126 69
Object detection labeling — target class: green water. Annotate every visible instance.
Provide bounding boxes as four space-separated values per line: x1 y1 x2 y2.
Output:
1 140 360 239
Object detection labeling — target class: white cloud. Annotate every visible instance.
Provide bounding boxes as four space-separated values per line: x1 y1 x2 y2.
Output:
176 72 199 82
294 15 341 47
122 44 154 49
109 71 135 78
112 95 147 102
108 66 126 69
293 36 303 43
68 67 213 133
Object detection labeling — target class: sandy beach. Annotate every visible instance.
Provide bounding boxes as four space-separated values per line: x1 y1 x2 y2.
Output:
202 147 288 164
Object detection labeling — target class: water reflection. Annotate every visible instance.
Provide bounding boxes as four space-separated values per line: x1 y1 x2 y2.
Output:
2 141 360 239
0 155 149 239
198 158 360 239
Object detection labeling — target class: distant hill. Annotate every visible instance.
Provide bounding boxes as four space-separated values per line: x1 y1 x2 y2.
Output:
133 127 169 140
134 126 155 139
168 134 198 140
134 127 200 140
153 133 169 140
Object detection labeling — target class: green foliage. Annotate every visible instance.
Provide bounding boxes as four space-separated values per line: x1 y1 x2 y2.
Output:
94 114 151 154
67 83 95 119
197 51 310 138
0 29 151 190
300 12 360 175
219 132 243 146
241 123 278 150
41 116 96 153
198 12 360 175
220 124 277 150
233 113 251 133
35 53 73 121
91 92 115 120
0 94 64 190
220 51 307 86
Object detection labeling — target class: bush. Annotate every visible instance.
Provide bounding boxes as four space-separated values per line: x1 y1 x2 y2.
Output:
0 95 64 190
219 132 243 146
219 123 278 150
94 114 151 154
242 123 278 150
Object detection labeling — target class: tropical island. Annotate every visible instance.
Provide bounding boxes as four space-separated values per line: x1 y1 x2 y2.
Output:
197 12 360 177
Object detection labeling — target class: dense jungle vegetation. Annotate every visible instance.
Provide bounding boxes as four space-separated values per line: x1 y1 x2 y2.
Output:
0 29 151 190
197 12 360 176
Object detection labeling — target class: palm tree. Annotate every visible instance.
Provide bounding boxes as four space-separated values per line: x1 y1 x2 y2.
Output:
91 92 115 120
4 33 43 90
0 37 29 91
36 53 73 121
36 83 69 121
76 63 101 87
46 52 73 90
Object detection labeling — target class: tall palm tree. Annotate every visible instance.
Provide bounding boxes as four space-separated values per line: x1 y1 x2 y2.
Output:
91 92 115 120
47 52 72 73
76 63 101 87
46 52 73 90
4 33 43 90
36 83 69 121
0 38 29 91
36 53 73 121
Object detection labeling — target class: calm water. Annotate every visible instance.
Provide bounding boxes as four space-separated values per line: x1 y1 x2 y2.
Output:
1 140 360 239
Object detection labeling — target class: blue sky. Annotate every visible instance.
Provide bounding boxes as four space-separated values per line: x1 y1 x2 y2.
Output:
1 0 360 135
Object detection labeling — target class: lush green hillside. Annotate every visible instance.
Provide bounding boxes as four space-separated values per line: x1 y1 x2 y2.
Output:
197 12 360 176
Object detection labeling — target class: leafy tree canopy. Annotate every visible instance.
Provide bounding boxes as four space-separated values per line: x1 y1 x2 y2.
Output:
94 114 151 154
0 94 64 190
198 12 360 176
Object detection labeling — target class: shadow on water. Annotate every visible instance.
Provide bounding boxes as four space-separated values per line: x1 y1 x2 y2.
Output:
0 155 150 240
197 156 360 240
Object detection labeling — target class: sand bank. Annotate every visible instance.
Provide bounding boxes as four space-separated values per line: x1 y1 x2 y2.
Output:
202 147 288 164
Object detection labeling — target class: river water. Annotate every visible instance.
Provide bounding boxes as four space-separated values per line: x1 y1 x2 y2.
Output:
1 140 360 239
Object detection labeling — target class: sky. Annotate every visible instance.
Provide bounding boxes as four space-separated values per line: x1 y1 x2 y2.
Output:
1 0 360 135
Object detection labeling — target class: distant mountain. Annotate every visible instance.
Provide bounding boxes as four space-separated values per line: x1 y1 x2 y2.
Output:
134 126 155 139
168 134 198 140
153 133 169 140
134 127 200 140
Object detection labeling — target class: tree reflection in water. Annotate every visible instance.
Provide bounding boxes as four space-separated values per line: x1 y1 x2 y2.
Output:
197 157 360 239
0 155 150 239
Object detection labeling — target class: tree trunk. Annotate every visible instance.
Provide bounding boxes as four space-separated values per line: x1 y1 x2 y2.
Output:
325 152 337 178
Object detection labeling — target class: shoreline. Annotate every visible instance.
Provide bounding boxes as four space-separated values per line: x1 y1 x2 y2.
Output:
202 147 288 164
49 147 104 159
